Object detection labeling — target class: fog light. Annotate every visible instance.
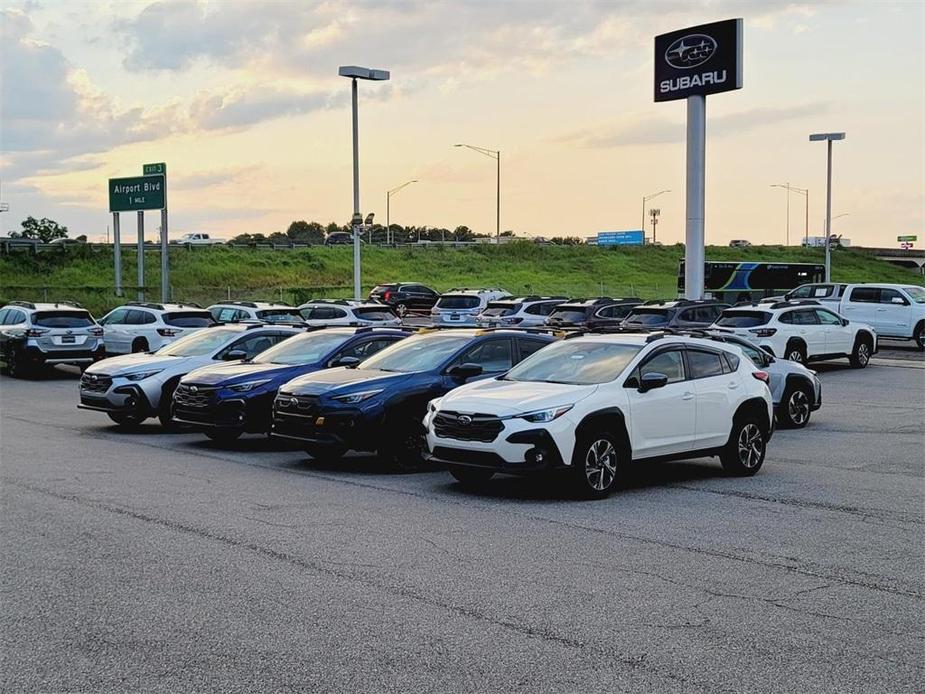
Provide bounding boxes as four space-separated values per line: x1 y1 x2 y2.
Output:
526 448 547 465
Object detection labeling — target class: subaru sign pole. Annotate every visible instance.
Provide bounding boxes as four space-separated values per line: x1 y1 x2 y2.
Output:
655 19 743 299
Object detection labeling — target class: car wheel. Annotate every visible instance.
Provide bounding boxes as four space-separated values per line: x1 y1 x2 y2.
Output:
914 322 924 351
205 429 242 444
448 466 494 487
131 338 149 354
396 303 408 318
4 349 29 378
107 412 145 427
720 417 766 476
157 382 179 429
382 423 427 472
785 340 806 364
779 385 812 429
571 431 622 499
849 336 872 368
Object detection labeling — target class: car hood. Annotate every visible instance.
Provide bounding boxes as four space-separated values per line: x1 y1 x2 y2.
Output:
182 361 311 386
85 352 182 376
439 378 596 417
280 367 413 396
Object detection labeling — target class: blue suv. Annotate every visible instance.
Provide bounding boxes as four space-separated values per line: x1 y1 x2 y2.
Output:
173 327 410 443
270 329 556 468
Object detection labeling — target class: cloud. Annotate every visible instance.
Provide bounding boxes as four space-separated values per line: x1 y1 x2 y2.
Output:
171 165 261 191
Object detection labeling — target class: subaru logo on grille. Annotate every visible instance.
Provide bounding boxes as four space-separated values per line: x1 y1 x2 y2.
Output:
89 374 98 381
189 386 198 394
665 34 716 69
457 415 472 426
289 397 299 407
66 329 73 335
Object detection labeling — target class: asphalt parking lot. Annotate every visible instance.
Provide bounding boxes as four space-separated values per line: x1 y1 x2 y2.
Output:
1 345 923 693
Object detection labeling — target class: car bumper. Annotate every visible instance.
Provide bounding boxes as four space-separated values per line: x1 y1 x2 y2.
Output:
431 313 479 325
270 406 382 450
23 342 105 365
78 383 154 415
173 396 271 432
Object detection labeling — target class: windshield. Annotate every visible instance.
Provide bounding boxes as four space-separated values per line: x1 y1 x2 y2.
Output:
548 307 589 322
481 302 519 317
359 333 469 373
255 309 303 322
157 328 238 357
436 295 479 310
353 307 397 321
504 340 642 385
164 311 216 327
904 286 925 304
253 331 347 365
624 309 669 325
33 311 95 328
716 311 771 328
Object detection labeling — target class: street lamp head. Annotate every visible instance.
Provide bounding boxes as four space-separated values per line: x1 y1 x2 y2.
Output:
809 132 846 142
364 213 375 225
338 66 390 81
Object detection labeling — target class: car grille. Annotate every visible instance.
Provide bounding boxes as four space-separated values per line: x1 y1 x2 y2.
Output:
80 374 112 393
174 384 218 409
433 411 503 443
274 394 319 417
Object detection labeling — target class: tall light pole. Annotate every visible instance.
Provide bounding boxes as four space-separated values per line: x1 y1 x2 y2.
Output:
770 183 808 245
642 190 670 241
809 132 845 282
386 180 418 244
649 208 661 244
454 144 500 243
339 65 390 299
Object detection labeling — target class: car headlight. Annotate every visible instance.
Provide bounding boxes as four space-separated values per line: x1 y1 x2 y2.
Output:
517 405 573 423
124 369 163 381
228 378 272 392
331 389 383 404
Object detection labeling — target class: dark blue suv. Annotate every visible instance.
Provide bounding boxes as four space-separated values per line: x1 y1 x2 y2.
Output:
173 327 410 443
270 329 556 467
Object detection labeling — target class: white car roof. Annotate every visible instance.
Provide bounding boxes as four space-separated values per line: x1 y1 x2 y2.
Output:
4 302 87 312
567 332 739 352
209 302 294 309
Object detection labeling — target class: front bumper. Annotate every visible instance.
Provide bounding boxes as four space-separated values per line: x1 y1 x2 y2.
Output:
78 383 154 415
270 403 382 450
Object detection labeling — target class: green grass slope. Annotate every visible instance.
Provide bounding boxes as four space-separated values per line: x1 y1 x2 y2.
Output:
1 243 920 316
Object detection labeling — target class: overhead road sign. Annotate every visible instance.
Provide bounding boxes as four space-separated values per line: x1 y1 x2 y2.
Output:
143 162 167 175
108 175 165 212
898 235 917 242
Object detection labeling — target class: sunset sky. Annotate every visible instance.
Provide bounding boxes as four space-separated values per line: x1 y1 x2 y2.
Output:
1 0 922 246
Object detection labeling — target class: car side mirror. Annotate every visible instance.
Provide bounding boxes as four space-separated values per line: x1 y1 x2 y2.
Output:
638 372 669 393
330 356 360 368
842 318 849 326
223 349 247 361
448 362 483 381
891 297 907 305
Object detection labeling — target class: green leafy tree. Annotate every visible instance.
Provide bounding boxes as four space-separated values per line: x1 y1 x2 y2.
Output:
19 216 68 243
286 220 325 244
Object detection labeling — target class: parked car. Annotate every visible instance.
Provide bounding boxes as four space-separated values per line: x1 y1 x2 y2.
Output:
832 284 924 350
174 327 410 443
368 283 440 315
270 329 555 467
430 288 509 326
712 300 877 367
324 232 353 246
543 298 641 328
729 239 752 248
208 301 304 324
173 233 225 245
476 296 568 328
78 324 300 428
98 302 217 354
0 301 104 377
423 332 774 498
621 299 728 330
298 300 401 327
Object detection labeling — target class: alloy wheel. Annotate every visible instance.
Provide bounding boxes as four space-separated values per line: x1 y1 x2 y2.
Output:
857 343 870 365
788 390 810 425
737 423 764 469
585 439 617 491
787 349 804 363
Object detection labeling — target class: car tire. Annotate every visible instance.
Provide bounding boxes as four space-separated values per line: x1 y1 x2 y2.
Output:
131 338 149 354
720 416 767 476
914 322 924 351
849 335 872 369
448 466 494 487
778 384 812 429
205 429 242 444
571 431 623 499
107 412 145 427
381 422 427 472
785 340 806 365
157 381 179 429
396 303 408 318
3 348 29 378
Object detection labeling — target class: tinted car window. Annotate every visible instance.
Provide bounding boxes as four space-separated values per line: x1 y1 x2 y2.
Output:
124 310 150 325
815 309 842 326
254 331 352 365
547 308 589 323
790 309 819 325
103 308 128 325
436 295 480 310
638 349 684 384
453 339 513 372
255 309 303 322
518 338 549 360
353 307 397 321
225 333 289 359
735 342 764 366
6 310 26 325
879 288 907 305
164 311 216 328
526 302 557 316
481 302 519 317
849 287 879 303
158 328 240 357
624 309 669 326
716 311 771 327
687 350 725 379
0 309 7 324
32 311 95 328
338 337 400 361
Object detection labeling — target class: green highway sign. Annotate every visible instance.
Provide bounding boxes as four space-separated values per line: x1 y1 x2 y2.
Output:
109 175 165 212
897 235 917 242
143 162 166 175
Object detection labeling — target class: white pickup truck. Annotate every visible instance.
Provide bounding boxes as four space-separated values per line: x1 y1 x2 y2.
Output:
785 283 924 348
173 233 225 246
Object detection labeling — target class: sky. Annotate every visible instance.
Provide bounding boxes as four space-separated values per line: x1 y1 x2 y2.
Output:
1 0 922 246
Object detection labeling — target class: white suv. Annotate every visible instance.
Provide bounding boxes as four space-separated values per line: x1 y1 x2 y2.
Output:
424 332 774 498
208 301 304 324
298 300 400 327
431 288 509 325
476 296 568 328
713 300 877 368
99 302 217 355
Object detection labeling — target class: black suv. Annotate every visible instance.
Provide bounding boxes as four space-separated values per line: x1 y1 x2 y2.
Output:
368 283 440 315
621 299 729 329
544 297 642 328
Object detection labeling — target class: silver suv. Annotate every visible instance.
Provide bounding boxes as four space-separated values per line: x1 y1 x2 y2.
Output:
78 323 300 428
430 288 509 326
476 296 568 328
0 301 104 377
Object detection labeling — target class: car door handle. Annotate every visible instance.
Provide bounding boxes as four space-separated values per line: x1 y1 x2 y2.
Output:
728 381 739 389
682 391 694 400
876 308 887 312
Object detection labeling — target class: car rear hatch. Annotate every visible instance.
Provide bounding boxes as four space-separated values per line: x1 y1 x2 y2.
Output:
30 310 101 352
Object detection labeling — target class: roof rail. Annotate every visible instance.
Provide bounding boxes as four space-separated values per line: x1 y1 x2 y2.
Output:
769 299 820 310
354 325 417 334
221 300 258 308
474 326 566 337
306 299 353 306
7 300 36 309
125 301 165 311
173 302 204 309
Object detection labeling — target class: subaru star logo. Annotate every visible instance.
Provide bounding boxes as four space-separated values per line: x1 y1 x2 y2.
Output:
665 34 717 69
289 397 299 407
89 374 98 381
189 386 198 394
457 415 472 426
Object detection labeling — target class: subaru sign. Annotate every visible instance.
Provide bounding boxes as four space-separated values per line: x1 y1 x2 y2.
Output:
654 19 743 102
597 230 644 246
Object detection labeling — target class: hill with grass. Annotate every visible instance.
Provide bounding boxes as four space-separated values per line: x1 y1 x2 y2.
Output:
1 243 920 316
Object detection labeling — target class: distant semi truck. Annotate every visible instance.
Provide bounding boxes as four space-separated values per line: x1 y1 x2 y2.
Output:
802 235 850 248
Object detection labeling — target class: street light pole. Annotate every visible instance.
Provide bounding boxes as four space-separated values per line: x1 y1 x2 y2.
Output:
810 132 845 282
771 183 808 246
386 180 418 245
642 189 670 242
454 144 500 243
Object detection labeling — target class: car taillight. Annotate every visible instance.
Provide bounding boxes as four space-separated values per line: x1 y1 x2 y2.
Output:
157 328 180 337
89 326 104 336
384 291 392 301
506 317 524 324
23 328 48 337
749 328 777 337
752 370 770 384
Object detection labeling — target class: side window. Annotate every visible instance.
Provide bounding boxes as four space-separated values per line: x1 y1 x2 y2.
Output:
235 310 250 321
517 338 549 361
686 350 726 379
737 342 764 367
124 310 146 325
596 306 614 318
789 285 813 299
311 307 334 320
791 310 819 325
638 349 685 384
455 339 513 372
5 310 25 325
526 302 550 316
142 311 157 324
0 309 8 324
338 337 396 360
779 311 794 325
816 309 842 326
849 287 879 303
724 352 741 371
103 308 128 325
676 309 696 323
330 308 348 319
880 288 908 305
